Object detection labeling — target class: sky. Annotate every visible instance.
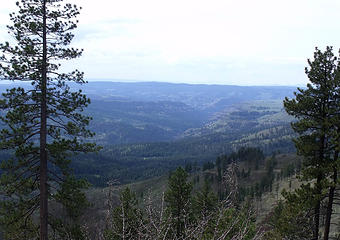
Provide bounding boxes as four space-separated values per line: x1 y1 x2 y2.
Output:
0 0 340 86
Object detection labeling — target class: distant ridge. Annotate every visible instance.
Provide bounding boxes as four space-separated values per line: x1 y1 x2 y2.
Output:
84 79 302 88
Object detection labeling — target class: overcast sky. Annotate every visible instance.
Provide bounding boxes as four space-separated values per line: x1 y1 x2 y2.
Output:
1 0 340 86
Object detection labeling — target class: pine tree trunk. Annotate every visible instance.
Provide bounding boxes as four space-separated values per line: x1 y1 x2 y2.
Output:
313 132 326 240
324 151 338 240
314 175 321 240
177 201 181 238
40 0 48 239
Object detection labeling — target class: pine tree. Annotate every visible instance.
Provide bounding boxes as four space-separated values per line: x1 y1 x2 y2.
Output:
0 0 98 239
265 195 313 239
164 167 192 239
284 46 340 240
191 179 217 219
104 187 141 240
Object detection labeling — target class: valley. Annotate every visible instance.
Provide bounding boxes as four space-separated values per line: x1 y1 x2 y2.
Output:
65 82 297 186
81 81 296 145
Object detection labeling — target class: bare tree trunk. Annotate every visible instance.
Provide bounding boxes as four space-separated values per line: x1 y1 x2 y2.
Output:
40 0 48 239
324 151 338 240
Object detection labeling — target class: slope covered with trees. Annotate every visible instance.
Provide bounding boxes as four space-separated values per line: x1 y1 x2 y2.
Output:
70 99 295 186
101 166 262 240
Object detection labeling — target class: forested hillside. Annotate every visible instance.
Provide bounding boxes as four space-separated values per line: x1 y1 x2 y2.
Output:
83 82 296 144
67 89 296 186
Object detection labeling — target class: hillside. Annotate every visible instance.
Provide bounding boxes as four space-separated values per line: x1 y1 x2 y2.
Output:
182 100 295 151
78 81 296 110
82 153 302 236
86 99 207 144
79 82 296 145
71 98 296 186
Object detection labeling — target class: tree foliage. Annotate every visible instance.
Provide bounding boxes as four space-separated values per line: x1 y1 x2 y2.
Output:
164 167 193 239
264 195 313 240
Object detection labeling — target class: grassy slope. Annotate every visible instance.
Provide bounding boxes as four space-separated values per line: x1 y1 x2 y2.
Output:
183 100 295 154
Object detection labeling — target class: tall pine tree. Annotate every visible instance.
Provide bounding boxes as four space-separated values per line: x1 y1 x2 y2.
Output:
284 46 340 240
0 0 98 239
